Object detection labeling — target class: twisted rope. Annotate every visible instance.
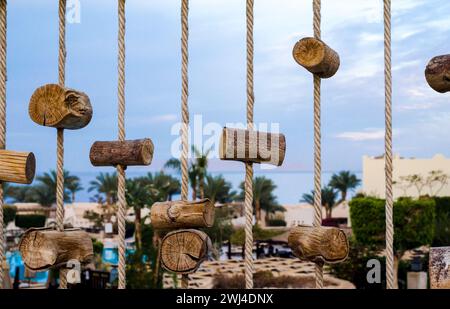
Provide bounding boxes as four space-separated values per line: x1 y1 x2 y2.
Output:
57 0 67 289
117 0 127 290
180 0 190 290
383 0 394 290
244 0 255 290
312 0 323 289
0 0 6 290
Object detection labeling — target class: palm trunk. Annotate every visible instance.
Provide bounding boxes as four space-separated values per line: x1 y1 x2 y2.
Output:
71 192 75 203
255 200 261 224
199 177 205 199
153 234 162 288
192 187 197 201
135 207 142 250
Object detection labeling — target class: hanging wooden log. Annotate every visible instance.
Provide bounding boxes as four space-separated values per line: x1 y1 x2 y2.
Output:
429 246 450 289
0 150 35 184
219 127 286 166
425 55 450 93
160 229 211 274
89 138 154 167
19 228 94 271
288 225 349 264
29 84 93 129
151 198 214 229
292 37 340 78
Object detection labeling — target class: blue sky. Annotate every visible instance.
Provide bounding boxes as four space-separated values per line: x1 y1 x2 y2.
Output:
4 0 450 175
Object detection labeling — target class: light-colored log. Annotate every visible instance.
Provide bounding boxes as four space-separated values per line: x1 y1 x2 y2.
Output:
429 246 450 289
19 228 94 271
219 127 286 166
89 138 154 167
288 225 349 264
151 198 214 229
0 150 35 184
292 37 340 78
29 84 92 129
425 55 450 93
160 229 211 274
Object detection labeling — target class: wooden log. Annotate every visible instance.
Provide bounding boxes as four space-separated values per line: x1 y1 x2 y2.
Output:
151 198 214 229
89 138 154 167
160 229 211 274
29 84 93 129
0 150 35 184
288 225 349 264
429 246 450 289
19 228 94 271
219 127 286 166
292 37 340 78
425 55 450 93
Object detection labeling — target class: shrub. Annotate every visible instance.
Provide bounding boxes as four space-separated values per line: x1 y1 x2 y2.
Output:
266 219 286 227
3 205 17 224
15 214 46 229
433 197 450 246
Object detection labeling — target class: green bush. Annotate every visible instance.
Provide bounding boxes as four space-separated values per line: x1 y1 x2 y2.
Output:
92 239 104 255
433 197 450 246
3 205 17 224
15 214 46 229
266 219 286 227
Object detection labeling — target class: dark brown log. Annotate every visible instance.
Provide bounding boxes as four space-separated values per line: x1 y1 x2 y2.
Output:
29 84 92 129
429 246 450 289
288 225 349 264
293 37 340 78
425 55 450 93
219 127 286 166
89 138 154 167
19 228 94 271
151 199 214 229
0 150 35 184
160 229 211 274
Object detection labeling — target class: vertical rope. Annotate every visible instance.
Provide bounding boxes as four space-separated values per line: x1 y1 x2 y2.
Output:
312 0 323 289
0 0 6 290
180 0 190 289
117 0 126 290
244 0 255 290
57 0 67 289
383 0 394 290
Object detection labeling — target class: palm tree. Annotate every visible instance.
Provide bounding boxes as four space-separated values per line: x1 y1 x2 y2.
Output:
34 170 72 205
204 174 235 205
152 172 180 201
302 186 338 219
239 176 283 223
88 172 117 205
66 175 83 203
329 171 361 204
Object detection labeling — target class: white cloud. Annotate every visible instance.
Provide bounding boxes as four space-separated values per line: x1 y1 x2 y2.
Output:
335 129 385 141
149 114 178 123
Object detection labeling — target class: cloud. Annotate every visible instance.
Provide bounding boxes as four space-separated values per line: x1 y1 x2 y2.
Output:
335 129 385 141
149 114 178 123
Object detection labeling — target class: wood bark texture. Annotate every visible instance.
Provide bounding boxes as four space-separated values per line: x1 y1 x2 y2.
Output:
19 228 94 271
89 138 154 167
219 127 286 166
429 246 450 289
293 37 340 78
425 55 450 93
160 229 211 274
0 150 35 184
29 84 93 129
151 198 215 229
288 225 349 264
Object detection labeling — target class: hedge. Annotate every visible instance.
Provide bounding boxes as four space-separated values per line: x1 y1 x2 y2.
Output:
15 214 46 229
3 205 17 224
433 197 450 246
266 219 286 227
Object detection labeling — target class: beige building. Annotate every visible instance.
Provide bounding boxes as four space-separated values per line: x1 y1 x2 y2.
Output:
362 154 450 199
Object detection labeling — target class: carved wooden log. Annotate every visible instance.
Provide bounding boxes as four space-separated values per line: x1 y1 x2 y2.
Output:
0 150 35 184
429 246 450 289
160 229 211 274
151 199 214 229
19 228 94 271
29 84 93 129
425 55 450 93
288 225 349 264
219 127 286 166
293 37 340 78
89 138 154 167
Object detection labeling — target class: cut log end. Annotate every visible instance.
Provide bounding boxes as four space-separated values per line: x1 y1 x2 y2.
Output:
89 138 154 167
288 225 349 264
425 55 450 93
29 84 93 130
160 229 211 274
293 37 340 78
0 150 36 184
